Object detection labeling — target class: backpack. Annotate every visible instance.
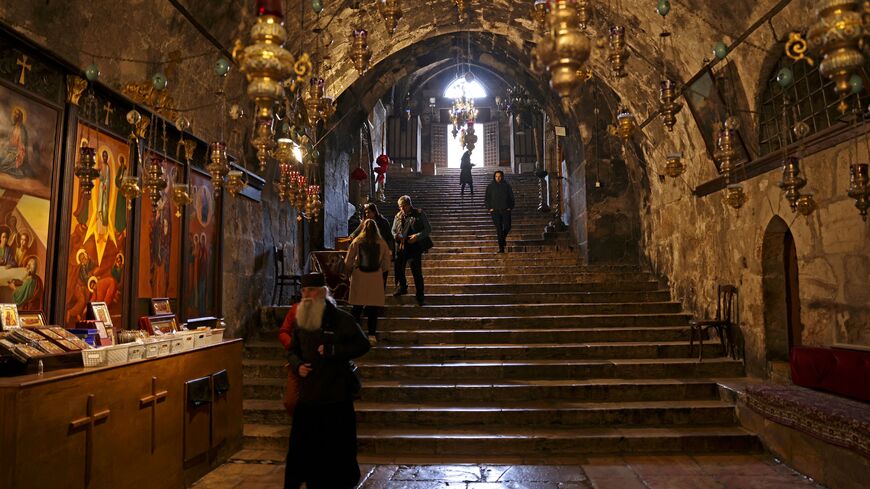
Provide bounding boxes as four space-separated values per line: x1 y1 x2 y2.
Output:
357 241 381 272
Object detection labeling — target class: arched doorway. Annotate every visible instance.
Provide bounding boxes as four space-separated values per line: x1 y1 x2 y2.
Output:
762 216 802 370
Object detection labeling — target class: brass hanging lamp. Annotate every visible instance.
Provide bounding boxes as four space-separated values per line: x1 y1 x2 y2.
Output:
534 0 592 98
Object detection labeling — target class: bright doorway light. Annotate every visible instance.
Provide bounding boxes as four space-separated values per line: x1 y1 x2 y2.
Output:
447 124 484 168
444 78 487 99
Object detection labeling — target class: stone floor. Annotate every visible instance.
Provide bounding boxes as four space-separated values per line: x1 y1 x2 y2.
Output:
191 453 826 488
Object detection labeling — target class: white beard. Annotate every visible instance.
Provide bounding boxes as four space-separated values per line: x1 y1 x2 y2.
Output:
296 297 326 331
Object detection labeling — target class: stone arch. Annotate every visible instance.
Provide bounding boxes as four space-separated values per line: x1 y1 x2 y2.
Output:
761 215 803 365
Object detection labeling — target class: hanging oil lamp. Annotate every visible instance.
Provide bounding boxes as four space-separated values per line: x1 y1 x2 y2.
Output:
120 131 142 210
226 169 247 197
659 79 682 132
535 0 592 98
608 25 629 78
796 194 817 216
715 127 736 177
171 183 192 218
206 141 230 197
848 163 870 220
611 107 637 143
305 77 325 126
350 28 372 75
464 121 478 152
251 118 276 172
577 0 591 28
808 0 865 101
778 157 807 211
75 146 100 199
377 0 402 35
532 0 548 31
724 183 746 210
454 0 467 22
234 0 297 120
142 156 168 212
306 184 323 221
664 152 685 178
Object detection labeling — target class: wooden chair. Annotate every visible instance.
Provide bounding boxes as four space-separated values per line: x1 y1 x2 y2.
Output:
690 285 738 361
272 246 301 306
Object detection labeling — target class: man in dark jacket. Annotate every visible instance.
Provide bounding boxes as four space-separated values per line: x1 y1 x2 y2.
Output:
391 195 432 306
284 273 371 489
485 170 515 253
349 202 395 287
459 150 474 196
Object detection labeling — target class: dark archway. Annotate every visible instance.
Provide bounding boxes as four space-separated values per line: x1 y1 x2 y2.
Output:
762 215 803 366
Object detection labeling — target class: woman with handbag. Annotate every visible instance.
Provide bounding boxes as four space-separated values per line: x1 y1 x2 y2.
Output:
343 219 391 345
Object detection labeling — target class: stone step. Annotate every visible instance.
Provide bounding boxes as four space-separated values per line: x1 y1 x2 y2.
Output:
421 259 582 269
381 302 682 317
387 291 671 305
420 272 656 284
377 326 693 345
397 282 662 294
430 243 573 254
377 313 691 329
242 400 736 435
353 426 760 456
242 357 743 380
245 340 721 362
242 378 724 403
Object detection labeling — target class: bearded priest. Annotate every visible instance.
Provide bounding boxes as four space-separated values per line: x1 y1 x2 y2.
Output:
283 273 371 489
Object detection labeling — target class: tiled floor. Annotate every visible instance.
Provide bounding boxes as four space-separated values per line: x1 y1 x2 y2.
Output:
191 453 826 489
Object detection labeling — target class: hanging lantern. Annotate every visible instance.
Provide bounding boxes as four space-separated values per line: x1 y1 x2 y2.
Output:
75 146 100 198
532 0 548 31
664 152 685 178
350 29 372 75
659 79 682 132
848 162 870 220
377 0 403 35
226 170 247 197
464 121 478 152
724 183 746 210
142 156 168 212
306 184 323 221
350 167 368 181
252 118 276 172
608 25 629 78
715 127 737 177
808 0 865 97
305 77 325 126
577 0 591 28
171 183 192 218
454 0 467 22
234 0 300 120
610 107 637 143
534 0 592 98
206 141 231 196
778 157 808 211
796 194 817 216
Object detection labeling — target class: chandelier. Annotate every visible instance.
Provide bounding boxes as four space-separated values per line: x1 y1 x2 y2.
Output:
450 95 477 139
497 85 539 126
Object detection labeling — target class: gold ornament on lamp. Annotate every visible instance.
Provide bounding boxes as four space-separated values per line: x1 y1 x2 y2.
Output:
609 107 637 143
305 77 334 126
251 118 276 172
608 25 629 78
664 152 685 178
226 169 247 197
659 79 682 132
171 183 192 218
233 0 297 120
808 0 864 99
206 141 230 197
75 146 100 199
377 0 403 35
142 156 168 212
848 163 870 220
533 0 592 98
724 184 746 210
778 157 808 211
350 29 372 75
532 0 548 31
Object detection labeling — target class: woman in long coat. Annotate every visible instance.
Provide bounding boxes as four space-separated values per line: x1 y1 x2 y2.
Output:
459 150 474 196
343 219 391 344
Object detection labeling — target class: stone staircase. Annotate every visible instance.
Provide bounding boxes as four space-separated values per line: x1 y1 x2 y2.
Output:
240 168 758 462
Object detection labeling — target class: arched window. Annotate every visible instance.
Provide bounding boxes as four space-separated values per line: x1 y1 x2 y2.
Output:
758 52 869 156
444 77 487 99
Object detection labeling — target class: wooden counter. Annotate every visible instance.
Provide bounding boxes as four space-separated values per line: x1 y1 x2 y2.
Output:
0 339 243 489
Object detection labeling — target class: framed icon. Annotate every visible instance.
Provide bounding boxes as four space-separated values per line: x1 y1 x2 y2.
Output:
88 302 113 328
0 303 20 330
148 315 177 335
150 298 173 316
18 311 46 327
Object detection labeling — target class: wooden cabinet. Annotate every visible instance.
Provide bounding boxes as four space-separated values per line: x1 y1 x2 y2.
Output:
0 340 243 489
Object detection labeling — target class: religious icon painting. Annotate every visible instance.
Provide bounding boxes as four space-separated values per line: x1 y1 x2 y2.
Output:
18 311 45 327
0 303 21 330
150 297 172 315
182 170 219 320
135 156 182 303
0 83 63 317
148 315 176 335
64 124 129 329
87 301 113 328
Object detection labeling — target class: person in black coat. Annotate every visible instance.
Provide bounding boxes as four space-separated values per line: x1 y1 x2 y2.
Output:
349 203 395 287
459 150 474 196
285 273 371 489
391 195 432 306
484 170 515 253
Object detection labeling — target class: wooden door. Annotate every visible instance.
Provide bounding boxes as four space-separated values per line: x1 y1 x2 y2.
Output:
784 231 802 351
483 121 499 167
431 124 447 169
